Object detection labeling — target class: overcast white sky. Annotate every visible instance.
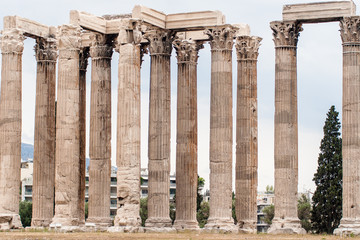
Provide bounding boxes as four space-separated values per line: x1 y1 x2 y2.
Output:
0 0 352 193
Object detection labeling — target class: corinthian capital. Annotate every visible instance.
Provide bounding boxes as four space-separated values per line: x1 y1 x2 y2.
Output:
205 25 235 51
57 24 81 50
340 17 360 43
79 48 90 71
143 28 175 55
235 36 262 61
173 39 203 63
1 28 25 54
270 21 302 47
89 33 113 59
35 37 57 62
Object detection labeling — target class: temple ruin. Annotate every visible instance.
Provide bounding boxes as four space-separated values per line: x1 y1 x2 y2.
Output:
0 5 260 233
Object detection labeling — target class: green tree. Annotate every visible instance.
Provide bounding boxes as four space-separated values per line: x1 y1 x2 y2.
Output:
196 201 209 228
85 201 88 220
140 197 148 227
232 191 237 224
170 202 176 224
311 105 342 234
262 204 274 225
298 194 311 232
19 200 32 227
197 176 205 211
265 185 274 194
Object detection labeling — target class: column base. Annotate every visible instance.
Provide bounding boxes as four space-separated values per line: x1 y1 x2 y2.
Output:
334 218 360 236
237 220 257 234
145 217 172 228
114 206 141 227
86 217 113 227
0 214 22 229
31 218 52 227
203 217 237 233
108 226 144 233
50 217 85 227
267 217 306 234
173 219 199 230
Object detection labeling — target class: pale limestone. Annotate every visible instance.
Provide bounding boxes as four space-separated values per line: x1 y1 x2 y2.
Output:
235 35 261 234
0 28 25 230
31 37 57 227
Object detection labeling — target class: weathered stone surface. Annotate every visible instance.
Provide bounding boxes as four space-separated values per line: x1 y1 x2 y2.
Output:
143 28 175 228
31 37 57 227
268 20 304 234
51 24 84 227
0 28 25 230
114 21 142 227
235 35 261 234
204 25 236 230
334 16 360 236
87 33 113 227
173 39 202 230
282 1 356 23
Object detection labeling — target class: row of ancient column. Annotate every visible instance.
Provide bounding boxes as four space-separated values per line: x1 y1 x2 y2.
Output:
268 17 360 235
0 23 262 231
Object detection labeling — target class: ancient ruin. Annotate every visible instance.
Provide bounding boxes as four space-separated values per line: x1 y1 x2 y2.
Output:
0 5 260 232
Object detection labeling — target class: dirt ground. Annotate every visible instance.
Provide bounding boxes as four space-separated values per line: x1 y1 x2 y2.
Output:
0 232 360 240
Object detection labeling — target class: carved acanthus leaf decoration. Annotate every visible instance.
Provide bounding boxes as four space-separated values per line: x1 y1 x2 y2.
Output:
235 36 262 60
35 37 57 62
79 47 90 71
89 33 113 59
340 17 360 43
270 21 302 47
173 39 203 63
143 28 175 55
1 28 25 54
205 25 235 51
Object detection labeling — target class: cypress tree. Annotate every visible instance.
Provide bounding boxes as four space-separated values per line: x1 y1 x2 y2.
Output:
311 105 342 234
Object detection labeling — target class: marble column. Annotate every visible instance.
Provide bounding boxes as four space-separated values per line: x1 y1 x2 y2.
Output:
204 25 236 230
114 21 142 227
334 16 360 236
144 28 175 228
51 25 84 227
78 47 89 223
0 28 25 230
87 33 113 226
235 35 261 234
173 39 202 230
31 37 57 227
268 21 305 234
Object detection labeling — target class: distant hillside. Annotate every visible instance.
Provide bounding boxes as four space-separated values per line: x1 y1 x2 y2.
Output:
21 143 34 161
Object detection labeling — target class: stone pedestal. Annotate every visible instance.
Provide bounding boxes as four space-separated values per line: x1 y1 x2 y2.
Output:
173 39 202 230
204 26 236 231
144 28 175 229
334 16 360 236
31 37 57 227
0 28 25 230
87 33 113 227
268 21 305 235
114 21 142 227
51 25 84 227
235 35 261 234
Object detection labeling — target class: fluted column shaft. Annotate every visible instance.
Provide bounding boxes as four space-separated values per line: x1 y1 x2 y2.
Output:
173 39 202 230
268 21 305 234
235 36 261 233
0 28 25 229
52 25 84 226
114 21 142 227
144 29 174 228
335 17 360 235
205 26 235 229
87 34 113 226
31 37 57 227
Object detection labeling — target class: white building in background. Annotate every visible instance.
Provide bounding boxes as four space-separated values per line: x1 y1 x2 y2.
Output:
20 163 176 219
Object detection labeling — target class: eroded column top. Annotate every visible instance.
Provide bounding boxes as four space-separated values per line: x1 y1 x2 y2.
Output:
270 21 302 48
204 25 235 51
235 36 262 61
173 39 203 64
35 37 57 62
0 28 25 54
57 24 82 51
340 16 360 44
143 27 175 56
89 33 113 59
